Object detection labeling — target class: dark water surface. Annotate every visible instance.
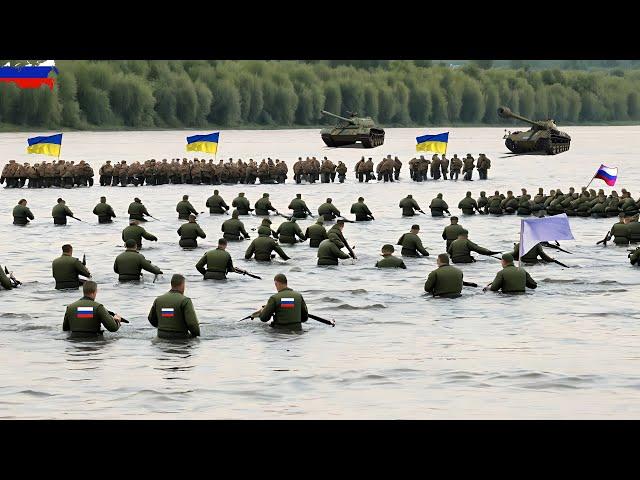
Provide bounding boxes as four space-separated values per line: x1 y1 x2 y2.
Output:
0 127 639 418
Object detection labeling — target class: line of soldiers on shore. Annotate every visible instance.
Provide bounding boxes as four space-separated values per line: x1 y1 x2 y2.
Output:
353 155 402 183
408 153 491 182
1 160 94 188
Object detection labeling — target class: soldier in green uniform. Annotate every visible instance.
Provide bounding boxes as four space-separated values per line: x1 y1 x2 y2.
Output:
257 218 278 238
501 191 518 214
206 189 229 214
254 193 277 216
52 244 92 290
12 199 34 225
336 161 347 183
232 192 252 215
221 210 250 241
317 237 351 266
52 198 74 225
176 195 198 220
458 191 482 215
610 214 631 245
375 244 406 269
122 219 158 250
629 247 640 265
114 239 163 282
245 231 290 261
305 218 328 248
447 229 499 263
288 193 313 219
251 274 308 331
177 214 207 248
148 274 200 338
0 264 17 290
318 198 341 221
512 242 554 265
487 191 503 215
327 220 356 258
628 214 640 243
276 217 306 244
442 217 465 249
128 197 152 221
63 281 122 337
350 197 374 221
424 253 464 298
399 194 423 216
429 193 450 217
477 191 489 214
485 253 537 294
397 225 429 257
196 238 235 280
93 196 116 224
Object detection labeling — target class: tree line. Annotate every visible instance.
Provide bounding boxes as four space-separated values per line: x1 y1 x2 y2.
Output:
2 60 640 130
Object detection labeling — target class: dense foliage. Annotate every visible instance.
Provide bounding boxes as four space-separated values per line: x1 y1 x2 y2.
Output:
2 60 640 129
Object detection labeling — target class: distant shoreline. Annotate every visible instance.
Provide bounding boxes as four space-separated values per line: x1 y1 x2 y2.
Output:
2 122 640 133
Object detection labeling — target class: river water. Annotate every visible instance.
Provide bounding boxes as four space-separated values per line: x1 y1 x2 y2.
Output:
0 127 639 419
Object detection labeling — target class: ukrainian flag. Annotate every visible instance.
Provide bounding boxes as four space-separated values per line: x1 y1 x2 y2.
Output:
186 132 219 154
416 132 449 154
27 133 62 157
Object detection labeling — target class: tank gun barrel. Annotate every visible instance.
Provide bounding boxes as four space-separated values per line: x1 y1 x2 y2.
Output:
497 106 539 127
321 110 355 124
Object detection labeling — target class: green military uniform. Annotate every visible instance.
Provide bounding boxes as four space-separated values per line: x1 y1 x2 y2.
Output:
424 265 463 298
375 255 406 268
305 220 328 248
221 217 249 241
317 238 350 265
254 194 276 216
458 195 479 215
442 224 465 249
148 289 200 338
490 263 537 293
122 224 157 249
196 247 234 280
206 194 229 214
232 194 251 215
245 233 290 261
177 221 206 248
488 195 503 215
52 203 74 225
277 219 305 244
396 232 429 257
429 196 449 217
113 249 162 282
13 204 35 225
447 238 494 263
288 197 311 218
63 296 119 336
318 202 340 221
630 247 640 266
610 222 630 245
0 266 14 290
52 254 91 290
176 200 198 220
513 242 554 264
399 196 421 216
350 200 373 221
93 201 116 224
128 201 150 221
628 219 640 243
259 287 308 329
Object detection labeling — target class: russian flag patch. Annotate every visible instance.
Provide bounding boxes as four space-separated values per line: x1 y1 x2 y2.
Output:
280 297 295 309
76 306 94 319
161 308 175 318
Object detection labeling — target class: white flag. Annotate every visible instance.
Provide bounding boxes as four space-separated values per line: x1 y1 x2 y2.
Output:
519 213 575 258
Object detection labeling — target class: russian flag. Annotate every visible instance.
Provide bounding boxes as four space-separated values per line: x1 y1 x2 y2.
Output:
280 298 295 309
161 308 175 318
594 164 618 186
76 306 94 319
0 61 59 91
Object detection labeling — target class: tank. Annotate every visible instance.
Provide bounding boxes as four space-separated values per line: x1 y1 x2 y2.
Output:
497 106 571 155
320 110 385 148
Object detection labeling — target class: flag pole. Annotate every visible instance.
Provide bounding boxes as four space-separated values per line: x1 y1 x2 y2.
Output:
518 219 524 268
584 164 600 190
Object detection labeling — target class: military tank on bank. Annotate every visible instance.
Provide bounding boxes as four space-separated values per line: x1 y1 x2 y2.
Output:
498 106 571 155
320 110 385 148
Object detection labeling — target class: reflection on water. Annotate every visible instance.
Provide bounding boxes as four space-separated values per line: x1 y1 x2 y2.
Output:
0 127 640 418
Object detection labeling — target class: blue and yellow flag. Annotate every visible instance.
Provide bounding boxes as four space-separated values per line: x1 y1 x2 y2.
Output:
416 132 449 154
186 132 219 154
27 133 62 157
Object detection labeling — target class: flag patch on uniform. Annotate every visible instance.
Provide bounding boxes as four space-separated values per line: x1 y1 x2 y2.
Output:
161 308 175 317
280 298 295 309
76 306 94 318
